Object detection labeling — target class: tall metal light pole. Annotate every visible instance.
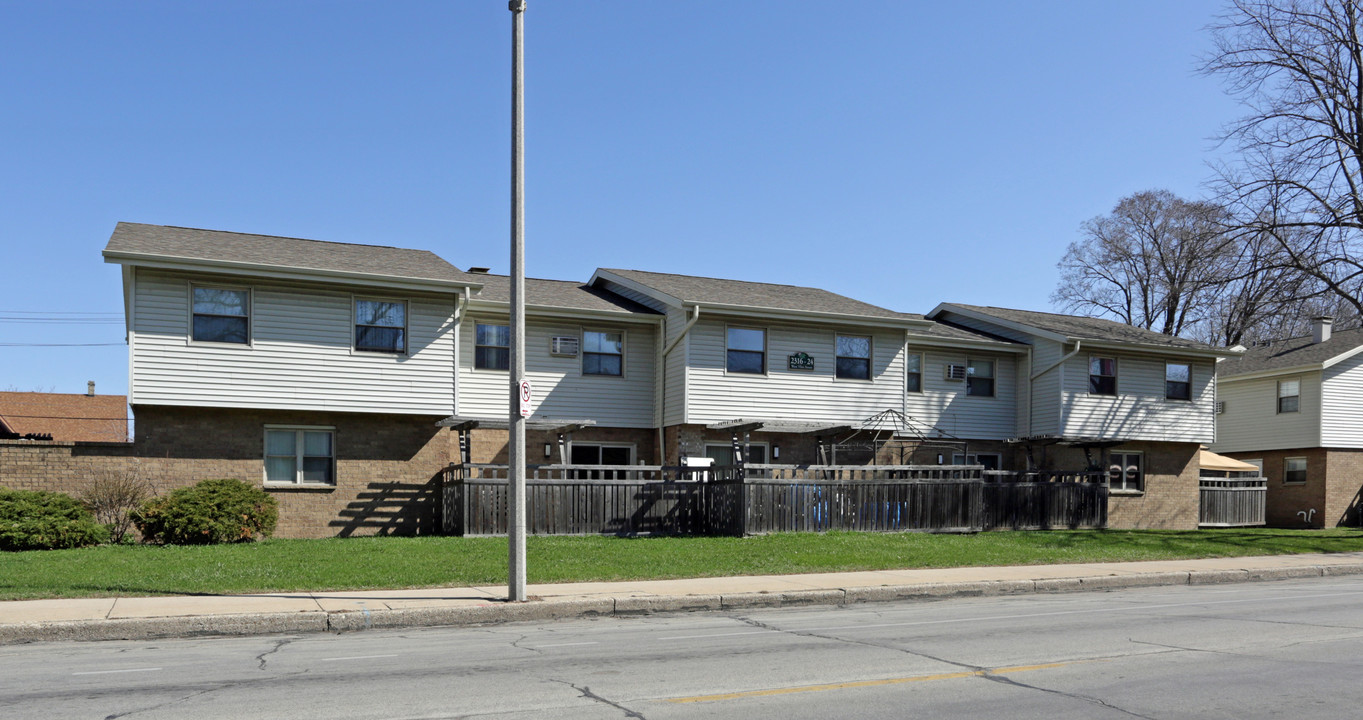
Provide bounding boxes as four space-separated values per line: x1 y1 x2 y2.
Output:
507 0 528 603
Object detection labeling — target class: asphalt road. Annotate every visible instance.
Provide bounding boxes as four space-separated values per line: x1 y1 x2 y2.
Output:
5 576 1363 719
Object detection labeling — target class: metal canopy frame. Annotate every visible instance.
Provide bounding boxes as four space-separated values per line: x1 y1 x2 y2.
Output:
1006 434 1126 472
436 415 598 465
705 410 969 466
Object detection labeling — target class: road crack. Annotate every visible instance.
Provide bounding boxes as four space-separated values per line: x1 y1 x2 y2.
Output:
982 673 1157 719
552 679 647 719
255 637 296 670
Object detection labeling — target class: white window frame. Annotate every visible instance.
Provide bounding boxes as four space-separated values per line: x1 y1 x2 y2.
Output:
1108 450 1143 494
352 296 408 355
1277 378 1300 414
905 351 924 394
704 442 770 465
474 322 510 372
835 333 873 381
966 358 995 397
581 328 625 378
1283 456 1307 484
1088 356 1117 396
725 325 767 376
1165 362 1192 401
188 283 252 347
263 425 336 486
951 452 1002 470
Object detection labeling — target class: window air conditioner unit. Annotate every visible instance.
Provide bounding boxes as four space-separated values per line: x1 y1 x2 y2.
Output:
550 336 580 357
944 363 967 381
1215 401 1226 415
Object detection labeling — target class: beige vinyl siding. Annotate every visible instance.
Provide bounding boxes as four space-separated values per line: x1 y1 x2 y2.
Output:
662 305 689 426
1029 339 1063 436
131 269 456 415
1212 371 1322 452
459 313 655 428
1321 355 1363 447
1059 353 1216 442
684 317 904 424
905 349 1017 439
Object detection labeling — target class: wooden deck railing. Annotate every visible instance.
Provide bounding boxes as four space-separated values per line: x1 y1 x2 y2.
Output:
442 463 1110 536
1198 477 1267 527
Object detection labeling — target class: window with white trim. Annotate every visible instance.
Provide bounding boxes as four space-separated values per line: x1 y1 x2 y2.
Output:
191 286 250 344
966 358 994 397
905 352 923 393
265 427 335 485
705 443 768 465
1278 379 1300 414
475 323 510 370
1108 451 1142 492
1284 457 1307 484
354 299 406 353
582 330 623 376
1165 362 1191 401
726 327 766 374
835 334 872 380
1089 357 1116 395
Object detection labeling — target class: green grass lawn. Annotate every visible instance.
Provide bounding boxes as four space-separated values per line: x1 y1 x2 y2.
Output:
1 528 1360 601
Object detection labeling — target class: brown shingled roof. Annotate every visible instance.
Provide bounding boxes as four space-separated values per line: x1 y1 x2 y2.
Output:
471 275 660 315
104 222 477 286
0 392 128 443
601 268 907 319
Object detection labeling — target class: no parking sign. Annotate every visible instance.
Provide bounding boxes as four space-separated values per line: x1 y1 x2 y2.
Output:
518 379 533 417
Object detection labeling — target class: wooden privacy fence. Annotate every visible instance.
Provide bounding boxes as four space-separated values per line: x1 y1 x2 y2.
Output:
442 463 1110 536
1198 477 1267 527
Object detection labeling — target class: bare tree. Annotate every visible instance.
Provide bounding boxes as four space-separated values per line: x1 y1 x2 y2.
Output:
1204 0 1363 317
1053 190 1237 336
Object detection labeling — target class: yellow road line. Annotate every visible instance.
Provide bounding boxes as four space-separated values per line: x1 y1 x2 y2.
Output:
665 660 1080 704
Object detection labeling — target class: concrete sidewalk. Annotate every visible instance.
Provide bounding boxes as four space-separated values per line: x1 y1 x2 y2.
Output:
5 552 1363 645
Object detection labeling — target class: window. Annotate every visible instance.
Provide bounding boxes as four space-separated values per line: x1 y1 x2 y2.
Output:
705 443 768 465
1165 362 1191 401
1108 451 1142 492
583 330 623 376
265 427 334 485
570 443 634 465
952 453 1002 470
726 327 766 374
1284 457 1307 484
906 352 923 393
966 359 994 397
1089 357 1117 395
191 286 249 344
475 323 510 370
1278 379 1300 414
835 335 872 380
354 299 406 353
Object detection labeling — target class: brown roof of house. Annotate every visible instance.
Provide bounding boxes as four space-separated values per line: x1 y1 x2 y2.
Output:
104 222 478 286
0 392 128 443
471 275 661 315
943 304 1221 351
600 268 908 320
1218 326 1363 377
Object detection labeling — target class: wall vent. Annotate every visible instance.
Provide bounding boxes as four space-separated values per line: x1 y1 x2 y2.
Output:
550 336 580 357
1216 400 1226 415
944 363 967 381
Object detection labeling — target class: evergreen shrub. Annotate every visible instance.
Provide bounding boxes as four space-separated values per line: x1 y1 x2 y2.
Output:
133 478 278 544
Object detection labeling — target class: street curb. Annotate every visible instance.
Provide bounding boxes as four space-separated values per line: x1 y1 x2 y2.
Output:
5 561 1362 645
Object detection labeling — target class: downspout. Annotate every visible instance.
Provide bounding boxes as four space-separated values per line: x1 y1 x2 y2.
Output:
1030 340 1080 439
657 304 701 464
452 293 466 417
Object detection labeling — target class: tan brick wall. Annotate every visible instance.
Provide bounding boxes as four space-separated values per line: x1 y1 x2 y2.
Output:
2 406 454 539
1036 441 1199 530
1223 448 1329 527
1325 449 1363 527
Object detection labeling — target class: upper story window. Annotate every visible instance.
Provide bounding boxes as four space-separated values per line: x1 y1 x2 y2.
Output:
354 299 406 354
905 352 923 393
1278 378 1300 413
1165 362 1191 401
475 323 510 370
966 358 994 397
191 286 249 344
1109 451 1143 492
1089 357 1117 395
583 330 623 376
265 426 334 486
835 335 871 380
726 327 766 374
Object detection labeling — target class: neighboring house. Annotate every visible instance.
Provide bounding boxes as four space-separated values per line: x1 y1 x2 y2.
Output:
0 386 128 442
1212 317 1363 527
926 304 1239 529
82 222 1238 536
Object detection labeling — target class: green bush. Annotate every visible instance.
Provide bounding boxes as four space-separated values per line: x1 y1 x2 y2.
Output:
133 479 278 545
0 488 110 550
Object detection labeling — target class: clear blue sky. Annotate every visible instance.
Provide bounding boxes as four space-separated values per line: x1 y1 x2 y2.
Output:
1 0 1241 399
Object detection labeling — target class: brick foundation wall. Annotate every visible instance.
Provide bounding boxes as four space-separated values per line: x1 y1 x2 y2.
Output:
1222 448 1346 527
1325 449 1363 527
1 406 454 539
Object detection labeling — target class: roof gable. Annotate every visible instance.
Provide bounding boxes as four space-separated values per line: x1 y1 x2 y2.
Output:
469 274 661 316
933 304 1232 354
